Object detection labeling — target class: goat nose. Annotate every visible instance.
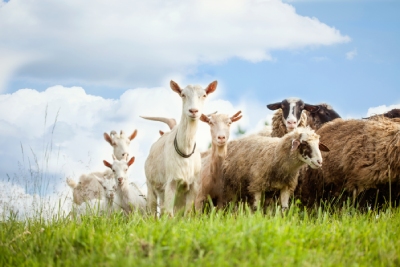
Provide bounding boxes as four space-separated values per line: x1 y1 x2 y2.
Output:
118 178 123 183
218 136 226 141
189 109 198 114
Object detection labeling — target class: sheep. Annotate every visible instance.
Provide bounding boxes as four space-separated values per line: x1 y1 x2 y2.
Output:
143 80 217 216
364 108 400 120
264 98 318 137
104 129 138 160
103 155 147 214
195 111 242 210
304 103 341 130
223 126 329 210
296 117 400 207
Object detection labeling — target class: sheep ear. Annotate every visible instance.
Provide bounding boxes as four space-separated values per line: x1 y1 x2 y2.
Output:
230 111 242 122
170 80 182 94
200 114 210 123
266 102 282 111
319 142 330 152
104 133 113 145
159 130 164 136
103 160 112 169
205 80 218 95
129 129 138 141
304 104 320 114
291 140 300 151
127 156 135 167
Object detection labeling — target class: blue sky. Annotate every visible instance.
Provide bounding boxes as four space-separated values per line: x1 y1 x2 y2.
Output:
0 0 399 217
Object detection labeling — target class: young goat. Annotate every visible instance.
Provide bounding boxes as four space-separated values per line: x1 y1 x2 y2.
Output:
69 173 117 217
103 155 147 214
143 80 217 216
195 111 242 210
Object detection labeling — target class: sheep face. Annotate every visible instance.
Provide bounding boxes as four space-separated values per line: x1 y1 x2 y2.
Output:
267 98 322 132
307 104 341 129
201 111 242 146
103 155 135 185
104 130 138 160
170 80 217 120
291 132 328 169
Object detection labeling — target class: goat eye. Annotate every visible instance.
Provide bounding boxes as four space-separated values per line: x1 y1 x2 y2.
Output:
103 187 106 190
203 94 207 98
181 94 185 98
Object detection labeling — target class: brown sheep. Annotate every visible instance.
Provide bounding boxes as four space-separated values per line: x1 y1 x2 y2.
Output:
296 117 400 207
223 126 329 210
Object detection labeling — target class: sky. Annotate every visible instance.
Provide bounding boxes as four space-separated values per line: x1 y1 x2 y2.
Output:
0 0 399 219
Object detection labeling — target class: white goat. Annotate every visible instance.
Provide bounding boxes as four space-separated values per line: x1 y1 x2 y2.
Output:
66 170 113 205
103 155 147 214
104 129 138 160
66 129 138 205
69 173 117 217
195 111 242 210
143 80 217 216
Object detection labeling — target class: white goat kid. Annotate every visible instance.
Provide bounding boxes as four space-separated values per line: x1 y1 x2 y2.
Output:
70 174 117 217
103 155 147 214
104 129 138 160
144 80 217 217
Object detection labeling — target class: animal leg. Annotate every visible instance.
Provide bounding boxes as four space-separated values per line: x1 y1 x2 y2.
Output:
280 187 291 211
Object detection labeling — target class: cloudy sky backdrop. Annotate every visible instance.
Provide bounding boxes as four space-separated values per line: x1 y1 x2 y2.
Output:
0 0 399 218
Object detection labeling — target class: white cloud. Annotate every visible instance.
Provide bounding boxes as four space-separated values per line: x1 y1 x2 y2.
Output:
366 104 400 118
346 49 358 60
0 84 273 219
0 0 350 92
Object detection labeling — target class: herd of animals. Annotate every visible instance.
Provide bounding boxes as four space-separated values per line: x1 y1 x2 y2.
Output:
66 80 400 217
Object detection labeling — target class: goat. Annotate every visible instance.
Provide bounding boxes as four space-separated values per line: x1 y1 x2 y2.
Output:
143 80 217 216
104 129 138 160
195 111 242 210
103 155 147 214
223 126 329 210
66 169 113 205
69 172 117 217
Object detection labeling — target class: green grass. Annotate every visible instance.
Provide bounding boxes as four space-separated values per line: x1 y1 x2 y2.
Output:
1 205 399 267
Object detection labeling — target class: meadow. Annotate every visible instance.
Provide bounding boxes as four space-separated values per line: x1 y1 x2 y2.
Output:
1 203 399 267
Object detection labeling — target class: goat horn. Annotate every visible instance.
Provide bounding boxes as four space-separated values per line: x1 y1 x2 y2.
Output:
140 116 177 130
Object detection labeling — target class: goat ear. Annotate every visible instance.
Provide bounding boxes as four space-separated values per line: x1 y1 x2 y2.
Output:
200 114 210 123
129 129 138 141
94 175 103 185
319 142 330 152
159 130 164 136
103 160 112 169
304 104 320 114
104 133 113 145
170 80 182 94
127 156 135 167
291 140 300 151
266 102 282 111
230 111 242 122
205 80 218 95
